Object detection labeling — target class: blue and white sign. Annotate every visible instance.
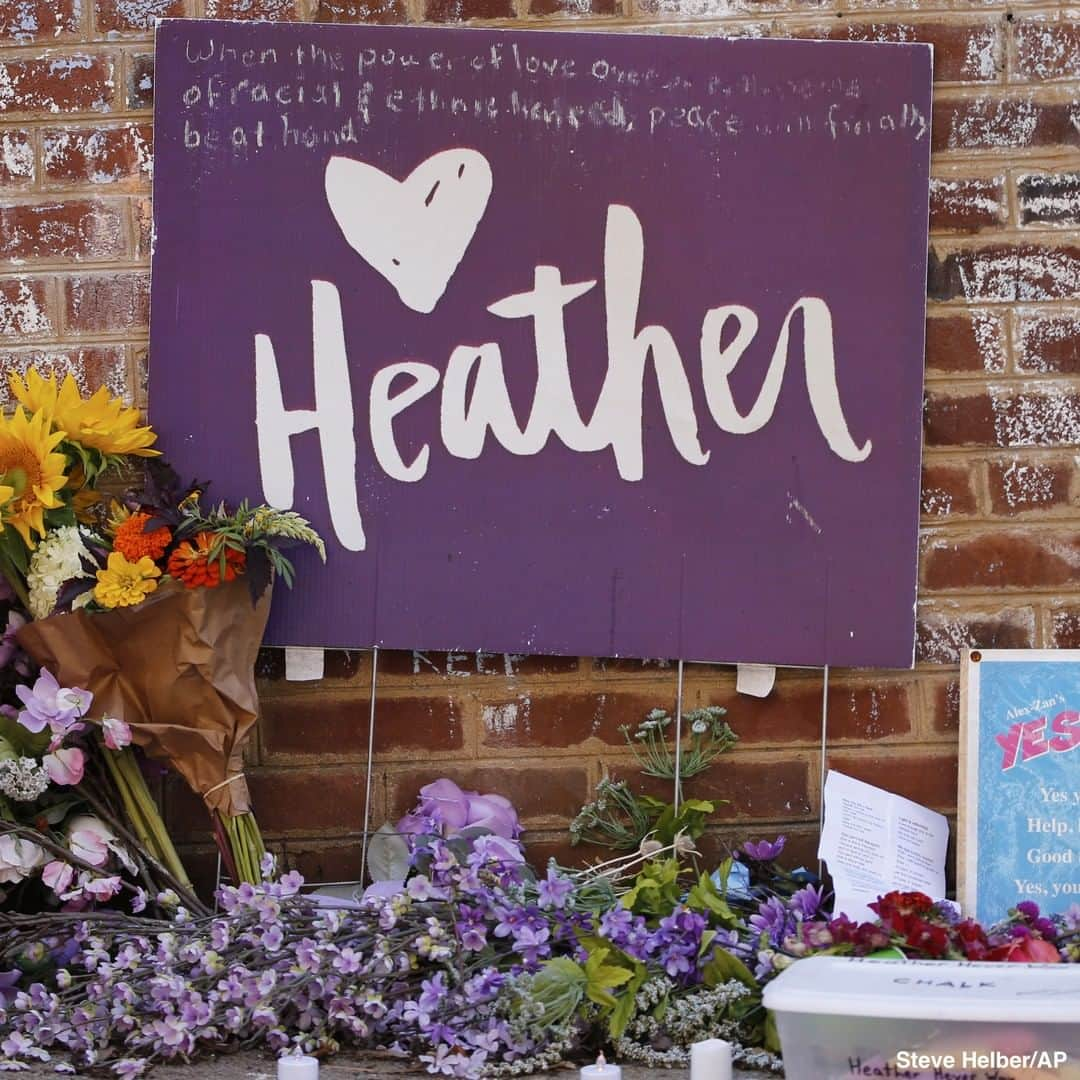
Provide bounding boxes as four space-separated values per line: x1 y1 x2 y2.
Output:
960 649 1080 924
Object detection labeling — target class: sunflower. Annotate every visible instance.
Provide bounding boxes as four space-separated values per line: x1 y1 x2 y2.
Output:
9 370 160 459
0 407 69 547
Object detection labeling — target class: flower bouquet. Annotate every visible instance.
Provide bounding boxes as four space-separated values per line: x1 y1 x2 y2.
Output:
0 370 324 885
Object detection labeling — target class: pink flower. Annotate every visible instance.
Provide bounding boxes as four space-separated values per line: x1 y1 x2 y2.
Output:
44 746 84 786
82 875 122 902
67 816 112 866
15 669 91 737
102 716 132 751
42 860 75 896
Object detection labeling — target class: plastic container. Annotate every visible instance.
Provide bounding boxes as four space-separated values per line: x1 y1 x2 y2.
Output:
763 956 1080 1079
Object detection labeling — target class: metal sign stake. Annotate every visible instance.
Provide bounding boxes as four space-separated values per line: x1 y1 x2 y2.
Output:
359 645 380 887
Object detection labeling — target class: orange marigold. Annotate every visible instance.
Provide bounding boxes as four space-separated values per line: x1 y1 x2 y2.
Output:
113 512 172 563
166 531 246 589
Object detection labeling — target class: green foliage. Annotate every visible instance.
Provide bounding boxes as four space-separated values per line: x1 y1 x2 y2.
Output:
641 796 716 847
621 858 684 916
620 706 737 781
576 935 647 1039
687 865 738 928
178 498 326 600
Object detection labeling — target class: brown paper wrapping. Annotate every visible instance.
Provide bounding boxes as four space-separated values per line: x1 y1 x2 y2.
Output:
17 578 271 818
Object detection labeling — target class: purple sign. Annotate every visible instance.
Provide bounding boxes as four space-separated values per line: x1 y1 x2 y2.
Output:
150 20 931 667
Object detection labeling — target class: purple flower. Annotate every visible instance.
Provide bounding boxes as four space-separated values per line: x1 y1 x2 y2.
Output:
1016 900 1041 920
0 610 26 669
417 778 471 830
418 973 448 1013
790 883 824 921
537 867 574 911
15 669 92 737
739 836 786 862
750 896 792 947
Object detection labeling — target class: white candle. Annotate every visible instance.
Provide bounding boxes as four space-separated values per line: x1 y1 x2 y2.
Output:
580 1052 623 1080
277 1055 319 1080
691 1038 733 1080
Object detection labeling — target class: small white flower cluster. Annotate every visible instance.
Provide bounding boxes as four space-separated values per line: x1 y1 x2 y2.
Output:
27 525 94 619
0 757 50 801
615 977 768 1069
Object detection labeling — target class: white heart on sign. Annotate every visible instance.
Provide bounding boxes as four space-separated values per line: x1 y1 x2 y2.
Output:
325 149 493 315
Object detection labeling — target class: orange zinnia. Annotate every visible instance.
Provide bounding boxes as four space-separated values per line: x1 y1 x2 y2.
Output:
113 512 172 563
166 531 246 589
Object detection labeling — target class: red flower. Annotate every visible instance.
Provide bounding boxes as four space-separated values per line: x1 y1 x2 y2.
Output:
167 531 246 589
987 936 1061 963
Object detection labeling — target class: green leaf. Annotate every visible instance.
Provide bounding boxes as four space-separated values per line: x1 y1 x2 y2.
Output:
764 1009 782 1053
607 964 647 1040
0 714 48 758
687 871 737 926
701 946 757 990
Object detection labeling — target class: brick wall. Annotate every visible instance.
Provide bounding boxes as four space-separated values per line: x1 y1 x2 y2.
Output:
2 0 1078 894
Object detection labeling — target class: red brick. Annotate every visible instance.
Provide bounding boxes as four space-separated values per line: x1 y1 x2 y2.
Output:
920 462 978 518
424 0 513 20
932 96 1078 153
1017 171 1080 227
0 200 126 262
95 0 187 32
1014 16 1080 82
42 123 151 188
925 387 1080 449
0 276 53 339
929 176 1006 233
530 0 617 14
389 765 589 826
924 312 1006 374
695 826 820 874
522 832 612 871
921 530 1080 591
260 691 463 758
986 457 1071 515
0 346 126 406
696 680 912 744
278 840 364 885
204 0 298 17
172 844 221 900
0 130 34 186
63 271 149 333
1049 606 1080 648
131 195 151 258
928 244 1080 303
0 0 81 43
1015 310 1080 374
682 757 813 822
0 53 117 115
125 52 154 111
481 691 674 749
826 752 958 813
313 0 406 21
927 679 961 735
792 20 1000 84
248 768 374 836
381 650 578 679
915 604 1036 664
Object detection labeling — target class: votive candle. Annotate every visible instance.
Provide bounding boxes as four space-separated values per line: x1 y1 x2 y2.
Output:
277 1055 319 1080
580 1052 623 1079
690 1038 733 1080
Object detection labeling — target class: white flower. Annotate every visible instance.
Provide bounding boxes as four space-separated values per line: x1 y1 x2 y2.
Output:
0 757 50 801
0 834 47 883
691 718 709 735
26 526 94 620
